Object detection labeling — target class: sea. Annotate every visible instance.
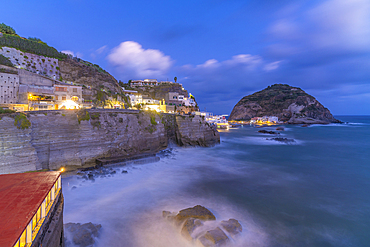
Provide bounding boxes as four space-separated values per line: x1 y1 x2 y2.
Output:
62 116 370 247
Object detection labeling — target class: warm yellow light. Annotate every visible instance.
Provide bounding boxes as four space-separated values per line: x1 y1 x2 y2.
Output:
60 100 80 109
144 104 161 112
60 167 65 172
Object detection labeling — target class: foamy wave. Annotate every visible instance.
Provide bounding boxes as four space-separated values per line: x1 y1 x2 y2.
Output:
227 136 304 145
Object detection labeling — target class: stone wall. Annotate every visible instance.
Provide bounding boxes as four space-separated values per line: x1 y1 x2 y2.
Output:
0 110 219 174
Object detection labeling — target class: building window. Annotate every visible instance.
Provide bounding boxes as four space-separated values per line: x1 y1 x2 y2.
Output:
62 96 66 101
71 96 78 101
20 230 26 247
55 87 67 92
73 88 77 93
55 96 58 100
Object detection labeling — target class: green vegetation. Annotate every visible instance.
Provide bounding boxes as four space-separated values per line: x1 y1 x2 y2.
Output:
145 126 156 133
0 107 15 113
14 113 31 129
62 114 66 116
79 59 107 74
0 23 16 35
0 33 67 59
150 116 157 125
90 113 100 120
238 84 311 114
77 109 90 124
92 121 101 129
174 76 177 83
28 37 47 45
0 54 13 67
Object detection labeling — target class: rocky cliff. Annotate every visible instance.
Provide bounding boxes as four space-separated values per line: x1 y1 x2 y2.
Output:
0 110 219 174
229 84 340 124
58 57 121 93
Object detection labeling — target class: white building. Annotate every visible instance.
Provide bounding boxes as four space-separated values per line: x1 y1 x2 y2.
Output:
130 79 159 87
142 96 159 105
129 94 143 106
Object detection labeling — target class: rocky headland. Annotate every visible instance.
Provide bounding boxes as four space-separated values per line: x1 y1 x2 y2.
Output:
0 110 220 174
229 84 341 124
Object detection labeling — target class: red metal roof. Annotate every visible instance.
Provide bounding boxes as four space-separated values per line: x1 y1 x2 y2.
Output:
0 171 60 247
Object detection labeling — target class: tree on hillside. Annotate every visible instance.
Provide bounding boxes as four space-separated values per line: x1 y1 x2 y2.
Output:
174 77 177 83
28 37 47 45
0 23 16 35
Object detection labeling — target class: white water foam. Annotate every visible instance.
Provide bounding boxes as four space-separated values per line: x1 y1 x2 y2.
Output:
62 148 271 247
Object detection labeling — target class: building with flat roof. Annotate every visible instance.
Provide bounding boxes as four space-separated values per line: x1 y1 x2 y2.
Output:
0 171 64 247
54 82 83 110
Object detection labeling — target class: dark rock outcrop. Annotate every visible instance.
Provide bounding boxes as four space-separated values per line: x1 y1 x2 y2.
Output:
258 130 279 135
64 222 101 247
163 205 242 247
220 219 242 236
229 84 340 124
199 227 229 247
181 218 203 240
267 137 295 143
174 205 216 224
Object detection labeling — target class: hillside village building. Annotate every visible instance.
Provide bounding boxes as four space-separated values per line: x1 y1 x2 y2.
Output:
142 96 160 105
0 68 19 105
0 172 64 247
130 79 159 87
54 82 83 109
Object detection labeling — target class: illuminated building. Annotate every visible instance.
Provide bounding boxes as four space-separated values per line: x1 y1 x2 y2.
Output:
54 82 82 110
0 172 64 247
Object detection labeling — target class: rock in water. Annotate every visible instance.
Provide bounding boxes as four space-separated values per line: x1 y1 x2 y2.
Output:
220 219 242 236
199 227 229 247
181 218 203 240
229 84 341 124
267 137 295 143
276 126 285 131
64 222 102 247
174 205 216 224
258 130 279 135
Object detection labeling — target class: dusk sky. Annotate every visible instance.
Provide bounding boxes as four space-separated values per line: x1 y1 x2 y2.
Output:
3 0 370 115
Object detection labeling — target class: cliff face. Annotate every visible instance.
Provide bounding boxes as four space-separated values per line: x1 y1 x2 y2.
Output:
229 84 340 124
0 110 219 174
162 114 220 147
59 57 121 93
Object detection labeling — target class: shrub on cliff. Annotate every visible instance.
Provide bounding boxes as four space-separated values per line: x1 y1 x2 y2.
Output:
0 54 13 67
77 109 90 124
0 107 15 114
0 23 16 35
14 113 31 129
